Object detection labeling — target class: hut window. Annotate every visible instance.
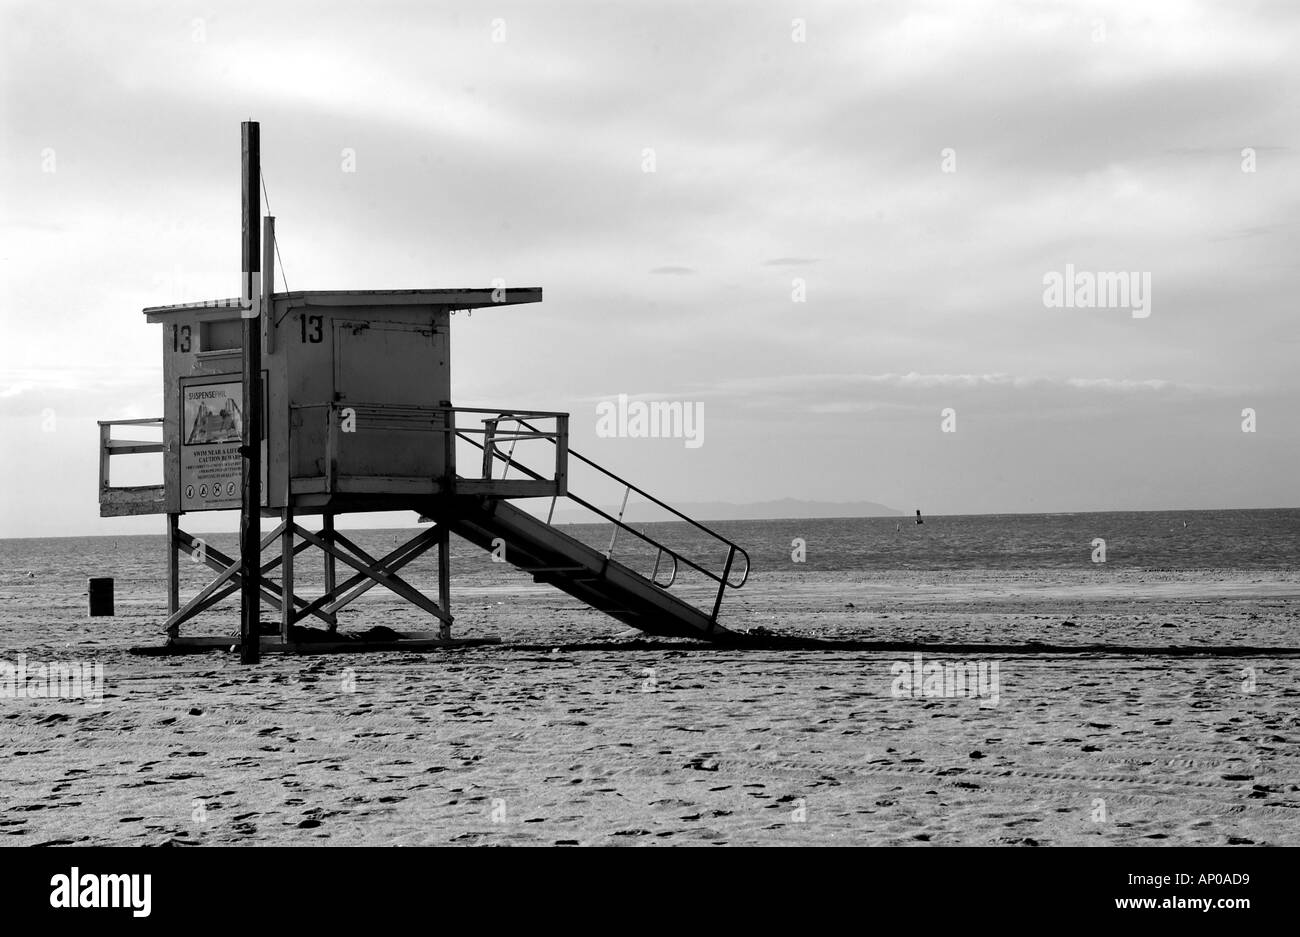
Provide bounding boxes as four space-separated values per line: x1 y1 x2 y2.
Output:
199 319 242 352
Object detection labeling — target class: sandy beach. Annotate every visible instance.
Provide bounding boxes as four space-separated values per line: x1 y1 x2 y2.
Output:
3 566 1297 846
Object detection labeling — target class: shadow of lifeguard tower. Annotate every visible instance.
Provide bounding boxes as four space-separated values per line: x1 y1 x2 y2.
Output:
99 287 750 652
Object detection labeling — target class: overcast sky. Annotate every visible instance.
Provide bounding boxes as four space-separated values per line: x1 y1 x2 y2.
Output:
2 0 1297 537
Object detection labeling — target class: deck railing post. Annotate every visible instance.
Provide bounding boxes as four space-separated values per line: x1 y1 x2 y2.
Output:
98 423 110 492
439 404 455 493
481 417 496 480
502 420 520 480
555 414 568 496
710 545 736 626
606 487 631 560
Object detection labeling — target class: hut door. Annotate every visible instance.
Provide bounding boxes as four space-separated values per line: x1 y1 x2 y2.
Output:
333 321 445 407
331 320 448 484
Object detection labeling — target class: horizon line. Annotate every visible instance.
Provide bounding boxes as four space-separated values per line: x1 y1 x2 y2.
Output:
3 504 1297 541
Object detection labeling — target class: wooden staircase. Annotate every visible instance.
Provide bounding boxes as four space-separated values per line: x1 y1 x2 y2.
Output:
420 495 734 640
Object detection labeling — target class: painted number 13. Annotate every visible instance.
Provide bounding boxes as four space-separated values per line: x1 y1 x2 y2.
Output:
300 314 323 343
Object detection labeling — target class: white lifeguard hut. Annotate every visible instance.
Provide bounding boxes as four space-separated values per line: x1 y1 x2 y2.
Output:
98 124 748 656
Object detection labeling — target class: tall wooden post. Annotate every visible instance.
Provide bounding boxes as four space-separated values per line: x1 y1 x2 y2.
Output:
166 513 180 619
323 513 337 632
239 120 262 664
262 215 275 354
281 507 294 643
437 525 451 640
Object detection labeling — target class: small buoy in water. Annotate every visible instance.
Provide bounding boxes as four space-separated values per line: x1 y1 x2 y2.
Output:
915 509 924 525
26 571 35 578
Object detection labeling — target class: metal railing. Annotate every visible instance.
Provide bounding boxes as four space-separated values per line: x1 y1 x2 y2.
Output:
98 407 748 622
458 419 750 622
293 404 569 493
97 418 166 514
477 410 568 491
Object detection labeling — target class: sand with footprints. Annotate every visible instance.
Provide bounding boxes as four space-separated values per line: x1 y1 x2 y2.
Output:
2 564 1297 846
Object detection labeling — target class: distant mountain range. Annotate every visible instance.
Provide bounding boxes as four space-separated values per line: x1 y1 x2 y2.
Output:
540 497 903 524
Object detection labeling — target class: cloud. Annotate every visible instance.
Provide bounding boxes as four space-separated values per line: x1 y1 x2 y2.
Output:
0 366 160 417
0 381 35 399
714 371 1227 393
3 0 1298 532
696 371 1246 421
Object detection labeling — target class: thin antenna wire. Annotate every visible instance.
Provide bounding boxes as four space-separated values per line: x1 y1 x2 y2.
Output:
259 168 290 293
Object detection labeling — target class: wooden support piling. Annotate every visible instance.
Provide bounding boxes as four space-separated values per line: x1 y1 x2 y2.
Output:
323 513 337 631
280 506 293 642
438 524 451 640
239 119 262 664
166 513 180 620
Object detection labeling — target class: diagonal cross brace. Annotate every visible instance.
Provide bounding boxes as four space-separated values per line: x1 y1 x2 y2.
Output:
164 526 283 635
286 524 443 624
171 537 320 631
321 526 443 616
292 524 452 625
165 526 327 634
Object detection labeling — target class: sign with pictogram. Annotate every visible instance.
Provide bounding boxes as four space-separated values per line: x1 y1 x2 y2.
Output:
179 378 266 511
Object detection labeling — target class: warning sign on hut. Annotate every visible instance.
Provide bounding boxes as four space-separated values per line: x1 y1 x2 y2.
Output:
180 379 266 511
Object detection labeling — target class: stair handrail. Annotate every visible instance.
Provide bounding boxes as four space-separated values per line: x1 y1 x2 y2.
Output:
457 429 733 586
458 420 751 600
514 418 750 589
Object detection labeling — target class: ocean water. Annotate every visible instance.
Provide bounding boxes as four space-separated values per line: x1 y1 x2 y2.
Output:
527 507 1300 581
700 508 1300 574
1 509 1295 638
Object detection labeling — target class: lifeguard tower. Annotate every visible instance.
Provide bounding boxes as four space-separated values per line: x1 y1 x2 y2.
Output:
98 125 749 655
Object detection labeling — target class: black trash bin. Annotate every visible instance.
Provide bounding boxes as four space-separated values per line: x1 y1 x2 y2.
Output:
88 577 115 616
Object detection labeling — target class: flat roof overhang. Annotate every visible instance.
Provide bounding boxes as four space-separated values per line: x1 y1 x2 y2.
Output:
144 288 543 322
